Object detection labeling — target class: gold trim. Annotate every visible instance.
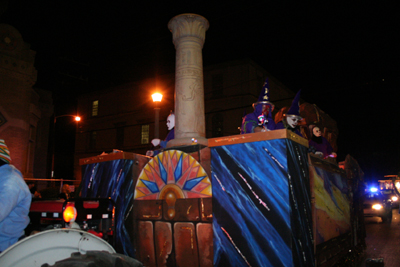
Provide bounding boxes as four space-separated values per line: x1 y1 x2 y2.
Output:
181 227 194 249
286 131 309 147
142 205 162 218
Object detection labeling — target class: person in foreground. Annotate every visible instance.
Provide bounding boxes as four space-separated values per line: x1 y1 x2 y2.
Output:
0 139 31 252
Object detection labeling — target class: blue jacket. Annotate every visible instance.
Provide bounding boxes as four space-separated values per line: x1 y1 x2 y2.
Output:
0 164 31 251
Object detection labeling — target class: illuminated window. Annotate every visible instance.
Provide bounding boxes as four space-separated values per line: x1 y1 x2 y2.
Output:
92 100 99 116
141 125 149 144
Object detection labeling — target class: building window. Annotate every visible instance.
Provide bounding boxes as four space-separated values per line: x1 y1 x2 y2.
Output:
212 113 224 137
212 74 223 97
141 125 149 144
92 100 99 116
89 131 97 149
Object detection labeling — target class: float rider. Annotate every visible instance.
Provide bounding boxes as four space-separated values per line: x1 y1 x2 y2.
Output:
241 78 275 134
275 90 303 137
308 125 337 159
146 112 175 157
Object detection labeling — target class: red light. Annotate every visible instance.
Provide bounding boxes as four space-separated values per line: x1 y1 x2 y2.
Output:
87 229 103 238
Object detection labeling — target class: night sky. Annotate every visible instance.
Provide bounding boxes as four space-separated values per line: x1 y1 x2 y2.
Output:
2 1 399 181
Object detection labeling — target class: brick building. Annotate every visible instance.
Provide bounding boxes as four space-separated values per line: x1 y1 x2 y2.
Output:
0 23 53 178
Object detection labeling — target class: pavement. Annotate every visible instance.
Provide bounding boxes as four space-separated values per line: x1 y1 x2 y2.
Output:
358 209 400 267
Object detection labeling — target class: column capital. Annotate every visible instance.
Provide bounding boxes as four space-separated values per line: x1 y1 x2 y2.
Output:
168 13 209 48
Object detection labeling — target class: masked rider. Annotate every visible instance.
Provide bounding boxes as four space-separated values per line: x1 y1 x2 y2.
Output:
146 112 175 157
275 90 303 137
241 78 275 134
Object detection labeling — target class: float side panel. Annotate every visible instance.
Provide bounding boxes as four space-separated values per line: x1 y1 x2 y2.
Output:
286 139 315 266
211 139 293 267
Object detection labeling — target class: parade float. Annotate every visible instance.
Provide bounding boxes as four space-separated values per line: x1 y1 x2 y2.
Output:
0 13 366 267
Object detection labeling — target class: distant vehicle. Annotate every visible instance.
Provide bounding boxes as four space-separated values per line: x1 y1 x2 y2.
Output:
380 190 399 208
363 192 393 222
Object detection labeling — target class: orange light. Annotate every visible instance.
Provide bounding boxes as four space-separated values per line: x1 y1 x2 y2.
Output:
372 204 383 210
75 116 81 122
151 93 163 102
63 206 77 223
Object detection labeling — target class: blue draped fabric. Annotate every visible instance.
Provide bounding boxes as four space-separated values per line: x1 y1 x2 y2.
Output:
80 159 135 257
211 138 314 267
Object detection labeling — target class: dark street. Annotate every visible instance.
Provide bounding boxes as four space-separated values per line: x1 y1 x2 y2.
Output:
359 209 400 267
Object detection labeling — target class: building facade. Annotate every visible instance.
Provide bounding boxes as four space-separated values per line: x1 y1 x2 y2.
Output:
0 23 53 178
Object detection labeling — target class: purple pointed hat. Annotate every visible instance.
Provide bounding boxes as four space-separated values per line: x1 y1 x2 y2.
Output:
285 90 302 118
252 78 274 110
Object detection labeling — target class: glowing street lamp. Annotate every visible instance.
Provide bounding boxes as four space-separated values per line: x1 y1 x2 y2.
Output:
152 93 163 103
54 115 81 123
152 93 163 139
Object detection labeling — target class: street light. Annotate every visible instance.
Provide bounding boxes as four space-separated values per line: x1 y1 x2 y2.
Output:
151 93 163 139
54 115 81 123
51 115 81 178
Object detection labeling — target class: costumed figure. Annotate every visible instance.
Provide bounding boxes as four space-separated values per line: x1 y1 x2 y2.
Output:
241 78 276 134
146 112 175 157
0 139 31 252
275 90 303 137
308 125 337 159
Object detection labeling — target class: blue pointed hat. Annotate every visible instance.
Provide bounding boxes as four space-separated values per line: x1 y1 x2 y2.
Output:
285 90 302 118
253 78 274 110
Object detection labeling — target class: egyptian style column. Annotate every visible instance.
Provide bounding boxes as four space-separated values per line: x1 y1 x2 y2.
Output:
167 14 209 147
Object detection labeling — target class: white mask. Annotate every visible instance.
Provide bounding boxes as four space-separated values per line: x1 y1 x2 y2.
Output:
166 114 175 130
286 116 300 128
313 127 322 137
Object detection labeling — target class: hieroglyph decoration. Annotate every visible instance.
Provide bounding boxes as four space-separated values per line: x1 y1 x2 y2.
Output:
176 68 201 78
182 81 200 101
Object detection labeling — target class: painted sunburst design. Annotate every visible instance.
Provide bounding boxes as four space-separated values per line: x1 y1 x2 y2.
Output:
134 150 212 200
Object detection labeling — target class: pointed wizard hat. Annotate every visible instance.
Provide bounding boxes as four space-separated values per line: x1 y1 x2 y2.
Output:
284 90 302 119
252 78 275 111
